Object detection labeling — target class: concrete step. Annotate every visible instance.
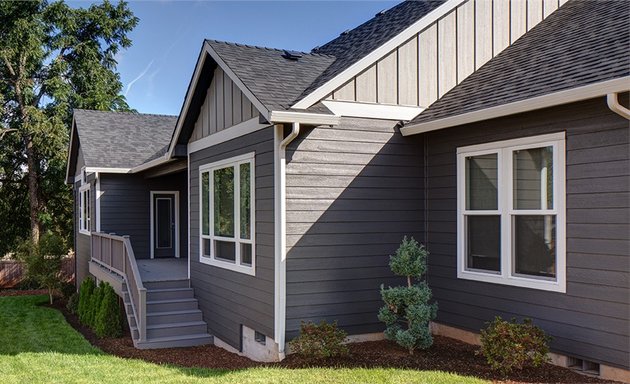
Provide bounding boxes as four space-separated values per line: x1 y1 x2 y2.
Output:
143 280 189 290
146 298 199 313
146 288 194 301
132 321 208 340
146 309 203 326
135 333 213 349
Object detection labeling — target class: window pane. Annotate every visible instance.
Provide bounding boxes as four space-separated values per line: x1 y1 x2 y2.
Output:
241 243 252 266
202 239 211 257
514 215 556 278
513 146 553 210
215 240 235 262
202 172 210 236
466 154 498 210
214 167 234 237
466 215 500 272
240 163 251 239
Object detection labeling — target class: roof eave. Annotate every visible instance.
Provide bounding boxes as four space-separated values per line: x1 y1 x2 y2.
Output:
401 77 630 136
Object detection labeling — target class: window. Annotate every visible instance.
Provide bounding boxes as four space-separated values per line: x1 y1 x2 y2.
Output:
199 152 255 275
79 183 91 235
457 133 566 292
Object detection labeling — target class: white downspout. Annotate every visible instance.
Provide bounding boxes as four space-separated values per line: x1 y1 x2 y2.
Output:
607 93 630 120
274 122 300 361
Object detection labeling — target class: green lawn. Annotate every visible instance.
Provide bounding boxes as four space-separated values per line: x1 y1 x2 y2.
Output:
0 295 488 384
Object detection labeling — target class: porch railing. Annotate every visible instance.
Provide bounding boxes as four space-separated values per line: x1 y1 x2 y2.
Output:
91 232 147 343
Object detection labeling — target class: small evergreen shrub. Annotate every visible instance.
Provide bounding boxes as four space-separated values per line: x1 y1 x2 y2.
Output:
78 278 95 324
289 320 349 359
66 292 79 314
479 316 551 374
94 282 123 338
378 237 437 355
87 283 105 328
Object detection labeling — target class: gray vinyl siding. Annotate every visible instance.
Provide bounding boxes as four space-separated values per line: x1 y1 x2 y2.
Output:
284 117 424 339
189 127 275 350
99 172 188 259
424 96 630 369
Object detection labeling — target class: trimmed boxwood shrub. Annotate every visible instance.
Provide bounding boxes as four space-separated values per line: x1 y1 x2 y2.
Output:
77 278 95 324
479 316 551 374
94 282 123 338
289 320 349 359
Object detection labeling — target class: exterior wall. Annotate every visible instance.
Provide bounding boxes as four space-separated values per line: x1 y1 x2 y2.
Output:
328 0 563 107
74 178 95 287
99 171 188 259
189 127 275 350
424 97 630 369
190 66 260 141
284 117 425 339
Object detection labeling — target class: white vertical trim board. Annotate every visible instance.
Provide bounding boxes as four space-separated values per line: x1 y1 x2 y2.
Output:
95 174 102 233
456 132 566 292
149 191 180 259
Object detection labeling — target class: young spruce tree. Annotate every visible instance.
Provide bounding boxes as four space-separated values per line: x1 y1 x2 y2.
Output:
378 237 437 354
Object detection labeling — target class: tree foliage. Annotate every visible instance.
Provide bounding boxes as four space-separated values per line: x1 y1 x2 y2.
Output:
16 231 66 304
0 0 137 252
378 237 437 354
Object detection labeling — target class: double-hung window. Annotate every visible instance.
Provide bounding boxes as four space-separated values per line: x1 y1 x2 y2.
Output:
199 152 255 275
79 184 91 235
457 133 566 292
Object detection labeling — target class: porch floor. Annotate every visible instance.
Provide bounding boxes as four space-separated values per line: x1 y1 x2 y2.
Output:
137 258 187 282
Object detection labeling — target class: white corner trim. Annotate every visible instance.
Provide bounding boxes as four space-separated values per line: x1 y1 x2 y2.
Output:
149 191 180 259
95 174 101 233
402 77 630 136
188 118 268 154
321 100 423 121
291 0 468 110
273 124 287 357
85 167 132 174
268 110 340 126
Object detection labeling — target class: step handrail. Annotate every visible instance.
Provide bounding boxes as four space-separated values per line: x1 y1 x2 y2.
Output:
90 232 147 343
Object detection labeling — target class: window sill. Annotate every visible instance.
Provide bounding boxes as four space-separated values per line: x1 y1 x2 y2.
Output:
199 254 255 276
79 230 91 236
457 270 566 293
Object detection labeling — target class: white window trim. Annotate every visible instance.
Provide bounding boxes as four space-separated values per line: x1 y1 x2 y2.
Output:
456 132 566 293
198 152 256 276
79 183 91 236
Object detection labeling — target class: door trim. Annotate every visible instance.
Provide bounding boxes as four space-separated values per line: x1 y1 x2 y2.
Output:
150 191 180 259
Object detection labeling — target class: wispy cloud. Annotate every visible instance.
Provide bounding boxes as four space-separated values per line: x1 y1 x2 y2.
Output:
124 60 154 97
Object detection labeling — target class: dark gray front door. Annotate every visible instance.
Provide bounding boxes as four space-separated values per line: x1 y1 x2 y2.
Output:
153 193 176 258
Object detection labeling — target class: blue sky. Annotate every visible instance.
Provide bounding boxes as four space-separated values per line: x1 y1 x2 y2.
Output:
71 1 399 116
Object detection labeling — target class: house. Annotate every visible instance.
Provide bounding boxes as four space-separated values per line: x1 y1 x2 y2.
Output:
65 0 629 380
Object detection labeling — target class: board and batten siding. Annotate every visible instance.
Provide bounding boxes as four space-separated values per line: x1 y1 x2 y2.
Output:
424 96 630 369
284 117 425 339
189 127 275 350
99 172 188 260
328 0 565 107
190 66 260 142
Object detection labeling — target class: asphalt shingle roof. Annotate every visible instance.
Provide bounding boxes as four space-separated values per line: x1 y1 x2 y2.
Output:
206 1 445 111
408 0 630 126
206 40 336 112
73 109 177 169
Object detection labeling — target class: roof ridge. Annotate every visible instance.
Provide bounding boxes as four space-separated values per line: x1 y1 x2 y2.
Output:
73 109 177 118
204 38 336 58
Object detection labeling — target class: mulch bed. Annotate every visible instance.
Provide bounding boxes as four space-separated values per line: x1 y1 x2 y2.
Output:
48 299 618 383
0 289 48 297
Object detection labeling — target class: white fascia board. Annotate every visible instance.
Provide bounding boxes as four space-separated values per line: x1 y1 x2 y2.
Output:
188 118 269 154
85 167 132 174
291 0 467 110
322 100 423 121
401 77 630 136
65 117 77 184
131 155 171 173
268 110 340 126
167 42 271 159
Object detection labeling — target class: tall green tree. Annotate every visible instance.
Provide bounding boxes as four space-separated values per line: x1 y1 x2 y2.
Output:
0 1 138 250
